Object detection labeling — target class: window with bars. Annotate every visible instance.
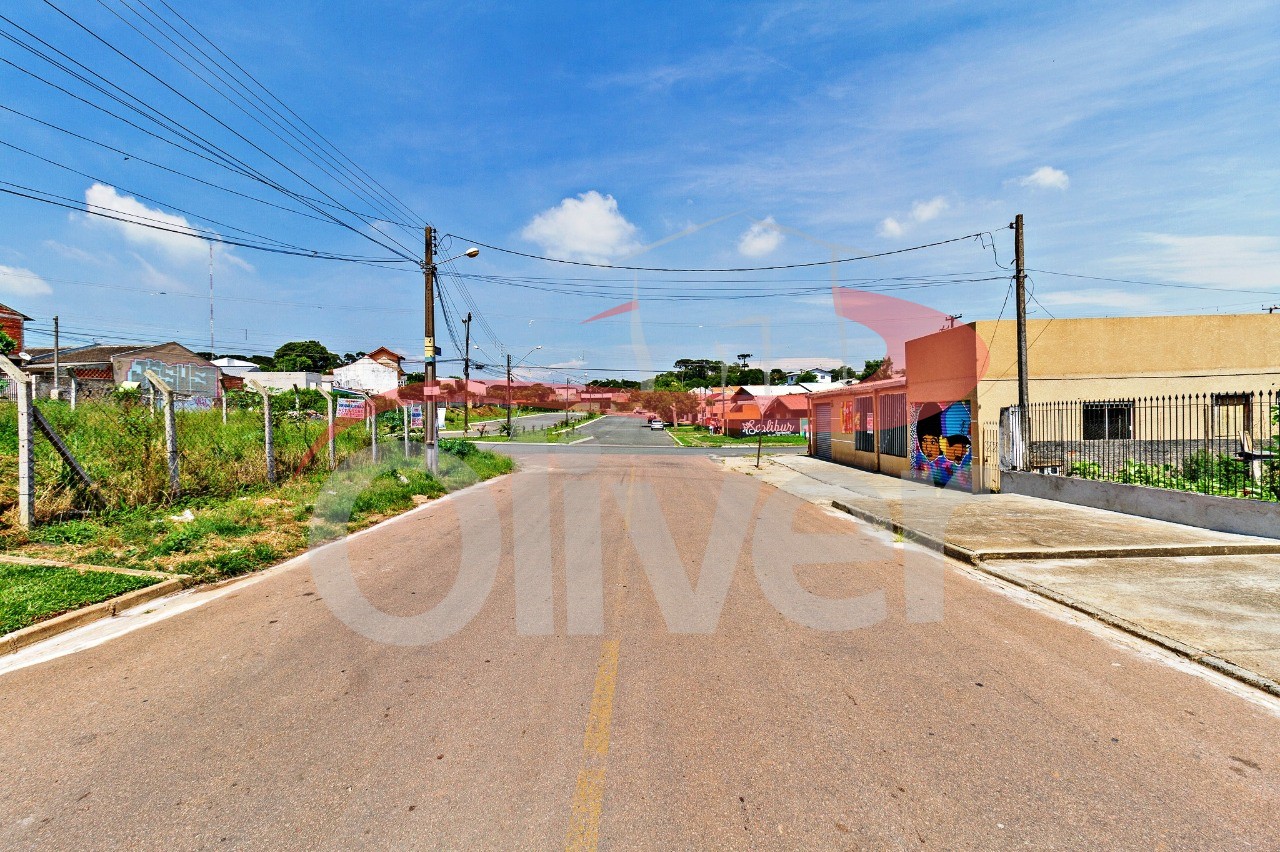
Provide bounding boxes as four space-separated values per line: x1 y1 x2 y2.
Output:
879 393 908 457
1082 401 1133 440
854 396 875 452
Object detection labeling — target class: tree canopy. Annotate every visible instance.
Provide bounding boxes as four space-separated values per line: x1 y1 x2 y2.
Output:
271 340 341 373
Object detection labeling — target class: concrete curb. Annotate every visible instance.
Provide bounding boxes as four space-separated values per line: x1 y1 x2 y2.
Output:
828 500 1280 562
827 499 1280 699
0 577 187 657
969 561 1280 700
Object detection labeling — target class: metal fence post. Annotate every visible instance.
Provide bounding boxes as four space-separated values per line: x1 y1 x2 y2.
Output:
318 386 336 470
246 379 276 484
0 355 35 528
144 370 180 498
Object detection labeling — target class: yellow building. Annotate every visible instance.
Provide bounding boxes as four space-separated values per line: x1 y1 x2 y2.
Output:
811 313 1280 491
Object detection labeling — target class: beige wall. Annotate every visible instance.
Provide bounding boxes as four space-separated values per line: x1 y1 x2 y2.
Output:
810 380 910 477
904 313 1280 420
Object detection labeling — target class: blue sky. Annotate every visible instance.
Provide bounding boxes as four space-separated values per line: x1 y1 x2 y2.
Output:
1 1 1277 381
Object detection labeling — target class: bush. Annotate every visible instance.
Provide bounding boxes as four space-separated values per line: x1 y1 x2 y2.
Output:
1067 461 1102 479
438 437 476 457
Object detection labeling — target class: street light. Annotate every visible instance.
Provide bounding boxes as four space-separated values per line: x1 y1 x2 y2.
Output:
507 346 541 438
423 228 479 474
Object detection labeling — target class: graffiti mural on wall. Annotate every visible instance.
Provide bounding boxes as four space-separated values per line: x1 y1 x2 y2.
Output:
909 401 972 490
840 400 856 433
126 358 219 395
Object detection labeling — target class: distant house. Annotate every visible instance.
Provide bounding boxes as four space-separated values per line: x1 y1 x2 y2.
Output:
211 357 261 377
785 368 835 385
23 342 221 404
331 346 406 395
0 301 30 354
242 372 329 392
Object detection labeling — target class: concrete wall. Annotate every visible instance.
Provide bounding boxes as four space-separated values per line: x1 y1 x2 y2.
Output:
245 371 325 391
1002 470 1280 540
969 314 1280 421
114 343 220 397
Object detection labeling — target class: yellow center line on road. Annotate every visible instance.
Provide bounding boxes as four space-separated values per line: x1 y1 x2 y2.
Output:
565 638 622 851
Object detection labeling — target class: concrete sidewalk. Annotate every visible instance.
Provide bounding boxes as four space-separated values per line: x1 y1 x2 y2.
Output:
728 454 1280 694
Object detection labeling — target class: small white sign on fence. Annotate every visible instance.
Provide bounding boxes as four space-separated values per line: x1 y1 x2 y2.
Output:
336 398 365 419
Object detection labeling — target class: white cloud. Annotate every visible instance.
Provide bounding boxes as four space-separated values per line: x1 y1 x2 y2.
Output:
877 196 949 238
83 184 209 264
1119 234 1280 289
877 217 905 238
737 217 784 257
1019 166 1070 190
0 265 53 298
520 191 640 263
1037 288 1151 309
42 240 103 265
911 196 949 223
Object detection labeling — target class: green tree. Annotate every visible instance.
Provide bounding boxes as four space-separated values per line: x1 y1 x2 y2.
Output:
0 329 15 355
796 370 819 383
857 358 892 381
272 340 341 373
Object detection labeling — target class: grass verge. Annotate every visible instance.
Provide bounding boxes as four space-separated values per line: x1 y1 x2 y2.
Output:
1 442 514 593
668 426 808 448
0 563 161 635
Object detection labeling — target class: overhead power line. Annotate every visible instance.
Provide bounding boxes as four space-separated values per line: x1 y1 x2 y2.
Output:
443 230 998 273
1028 268 1280 297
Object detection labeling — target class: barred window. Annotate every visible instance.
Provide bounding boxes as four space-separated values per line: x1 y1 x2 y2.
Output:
1082 401 1133 440
854 396 875 452
879 393 908 457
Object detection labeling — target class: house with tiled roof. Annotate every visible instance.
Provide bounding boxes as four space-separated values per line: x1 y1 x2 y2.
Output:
23 342 221 403
0 301 31 354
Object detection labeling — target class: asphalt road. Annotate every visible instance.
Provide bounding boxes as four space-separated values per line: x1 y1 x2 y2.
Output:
442 410 584 437
574 413 680 447
3 452 1279 849
557 414 807 457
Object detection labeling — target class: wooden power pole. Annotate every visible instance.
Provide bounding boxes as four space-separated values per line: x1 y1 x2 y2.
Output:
1013 213 1030 470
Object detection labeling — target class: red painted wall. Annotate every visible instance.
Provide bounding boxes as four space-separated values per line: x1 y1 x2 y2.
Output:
0 312 23 353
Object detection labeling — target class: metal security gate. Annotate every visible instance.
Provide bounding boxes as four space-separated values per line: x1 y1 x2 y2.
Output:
814 403 832 460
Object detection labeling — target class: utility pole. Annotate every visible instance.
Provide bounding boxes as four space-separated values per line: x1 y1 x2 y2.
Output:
1013 213 1030 471
506 352 513 438
423 226 438 474
463 311 472 433
52 315 60 399
208 242 215 354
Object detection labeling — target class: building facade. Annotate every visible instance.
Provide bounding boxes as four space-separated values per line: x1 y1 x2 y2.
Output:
810 313 1280 492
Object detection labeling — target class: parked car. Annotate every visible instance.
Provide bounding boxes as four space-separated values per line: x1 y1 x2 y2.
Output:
649 420 666 430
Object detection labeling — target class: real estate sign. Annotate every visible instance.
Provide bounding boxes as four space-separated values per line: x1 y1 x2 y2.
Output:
336 398 365 419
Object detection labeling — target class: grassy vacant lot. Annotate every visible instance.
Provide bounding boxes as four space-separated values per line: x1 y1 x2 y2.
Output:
2 441 511 584
1 394 514 597
0 563 161 635
668 426 808 448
